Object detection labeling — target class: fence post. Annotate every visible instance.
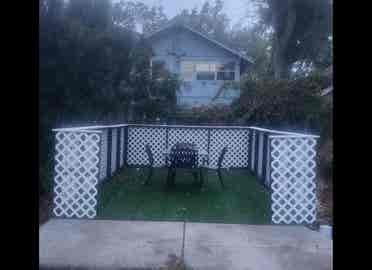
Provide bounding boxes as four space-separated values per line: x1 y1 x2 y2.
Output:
268 136 273 223
207 129 211 165
166 125 169 151
99 129 108 181
265 134 271 187
106 128 112 177
248 129 252 171
261 132 268 185
124 126 129 166
269 136 318 224
53 130 101 219
116 128 121 170
254 131 259 175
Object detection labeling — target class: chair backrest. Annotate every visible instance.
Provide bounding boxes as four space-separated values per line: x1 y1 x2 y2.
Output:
145 144 154 166
169 144 198 169
217 146 228 169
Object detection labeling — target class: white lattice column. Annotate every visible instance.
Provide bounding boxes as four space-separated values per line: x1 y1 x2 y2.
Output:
269 136 318 224
53 131 101 219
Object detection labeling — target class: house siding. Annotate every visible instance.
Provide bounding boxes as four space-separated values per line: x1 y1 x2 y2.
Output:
150 27 244 107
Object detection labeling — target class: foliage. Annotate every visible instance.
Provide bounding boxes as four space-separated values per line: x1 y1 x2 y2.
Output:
113 0 168 34
252 0 332 78
174 0 230 45
233 73 331 132
173 104 235 125
39 0 179 195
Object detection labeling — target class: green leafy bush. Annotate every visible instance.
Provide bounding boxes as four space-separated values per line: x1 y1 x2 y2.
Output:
233 73 331 133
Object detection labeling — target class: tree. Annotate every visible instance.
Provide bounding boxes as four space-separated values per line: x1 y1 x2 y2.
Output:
112 0 168 34
66 0 111 30
173 0 230 45
39 0 179 195
254 0 332 78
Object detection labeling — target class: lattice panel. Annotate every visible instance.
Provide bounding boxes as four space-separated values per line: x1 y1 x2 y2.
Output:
127 127 166 166
53 131 101 219
168 128 208 165
270 137 317 224
209 129 249 169
99 130 108 181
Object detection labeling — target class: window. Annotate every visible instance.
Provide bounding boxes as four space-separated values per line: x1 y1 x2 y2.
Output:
196 62 215 80
217 71 235 80
216 62 235 81
180 61 236 81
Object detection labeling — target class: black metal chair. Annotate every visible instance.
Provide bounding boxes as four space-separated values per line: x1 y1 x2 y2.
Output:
216 146 228 188
166 143 200 187
144 144 154 185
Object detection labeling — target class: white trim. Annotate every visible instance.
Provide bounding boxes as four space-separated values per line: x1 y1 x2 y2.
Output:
249 126 319 138
52 124 129 132
52 124 319 138
269 134 320 138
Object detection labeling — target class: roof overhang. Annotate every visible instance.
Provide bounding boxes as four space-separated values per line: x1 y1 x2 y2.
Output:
145 23 254 64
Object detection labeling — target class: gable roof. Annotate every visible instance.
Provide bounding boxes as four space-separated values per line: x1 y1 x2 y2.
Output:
145 21 254 64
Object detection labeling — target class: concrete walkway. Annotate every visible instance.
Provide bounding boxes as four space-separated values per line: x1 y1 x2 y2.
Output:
40 219 332 270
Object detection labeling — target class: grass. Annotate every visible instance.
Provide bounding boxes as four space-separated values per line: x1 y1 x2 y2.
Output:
97 167 270 224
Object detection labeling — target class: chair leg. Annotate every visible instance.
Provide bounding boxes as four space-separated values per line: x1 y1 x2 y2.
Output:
145 167 153 185
192 171 199 183
166 168 172 187
217 169 225 188
166 168 176 187
199 168 204 188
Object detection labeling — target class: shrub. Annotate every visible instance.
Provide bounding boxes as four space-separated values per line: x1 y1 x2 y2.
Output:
233 73 331 133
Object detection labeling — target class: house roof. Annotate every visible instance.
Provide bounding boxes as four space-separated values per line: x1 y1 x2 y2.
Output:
320 65 333 96
321 86 333 96
145 21 254 64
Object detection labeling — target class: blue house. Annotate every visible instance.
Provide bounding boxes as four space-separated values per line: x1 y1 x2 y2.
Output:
145 22 253 108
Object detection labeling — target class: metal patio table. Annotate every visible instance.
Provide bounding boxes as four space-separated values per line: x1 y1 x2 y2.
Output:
163 142 209 187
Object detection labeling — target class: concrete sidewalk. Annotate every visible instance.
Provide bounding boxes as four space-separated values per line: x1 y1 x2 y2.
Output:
39 219 332 270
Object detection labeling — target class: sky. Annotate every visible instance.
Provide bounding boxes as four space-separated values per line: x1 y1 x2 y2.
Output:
134 0 250 26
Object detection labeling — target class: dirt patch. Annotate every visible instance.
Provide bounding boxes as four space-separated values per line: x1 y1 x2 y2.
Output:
40 194 52 226
317 178 333 225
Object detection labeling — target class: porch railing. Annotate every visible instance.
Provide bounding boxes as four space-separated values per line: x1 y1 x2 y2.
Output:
52 124 319 224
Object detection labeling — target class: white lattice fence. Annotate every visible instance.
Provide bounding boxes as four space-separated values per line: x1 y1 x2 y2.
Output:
127 127 167 166
209 129 249 169
270 136 317 224
53 131 101 218
168 128 208 165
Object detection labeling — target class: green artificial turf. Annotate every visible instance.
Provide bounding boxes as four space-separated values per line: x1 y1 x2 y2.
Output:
97 168 270 224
